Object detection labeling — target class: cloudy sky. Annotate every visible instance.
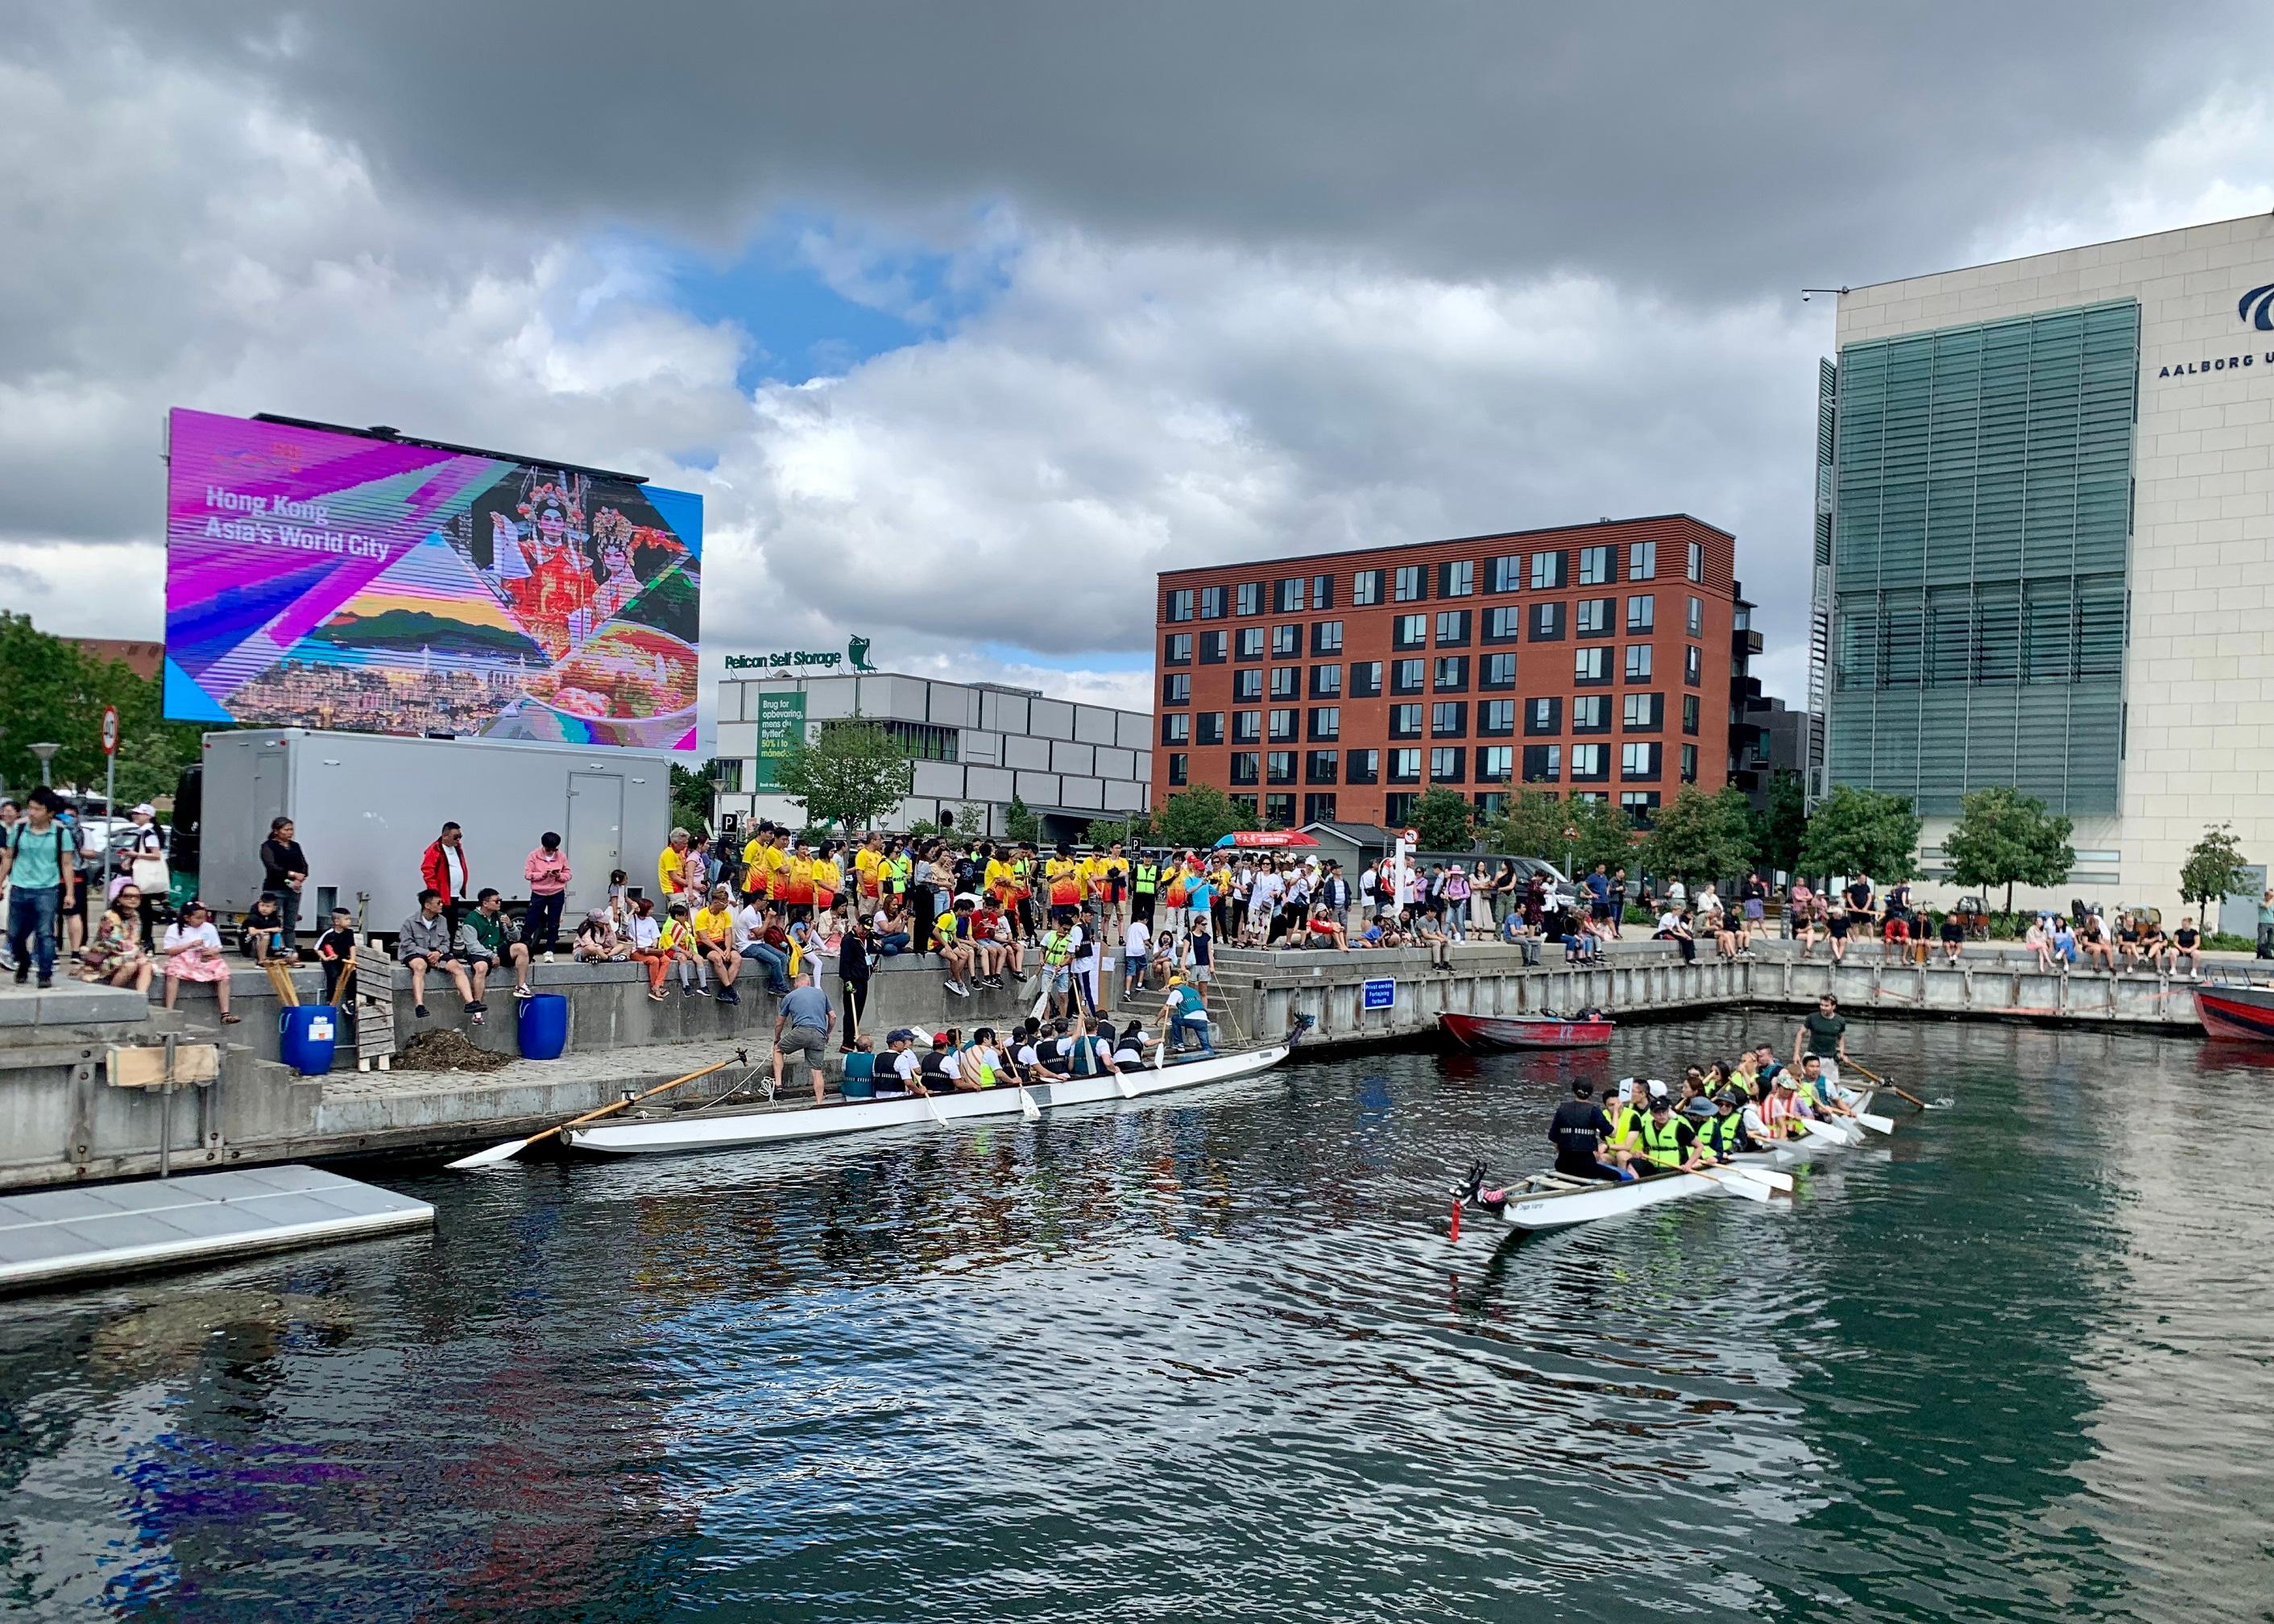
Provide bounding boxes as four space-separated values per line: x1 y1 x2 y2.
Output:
6 2 2272 723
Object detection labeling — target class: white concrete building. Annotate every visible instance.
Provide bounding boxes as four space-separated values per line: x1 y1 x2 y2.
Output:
713 671 1152 843
1815 214 2274 926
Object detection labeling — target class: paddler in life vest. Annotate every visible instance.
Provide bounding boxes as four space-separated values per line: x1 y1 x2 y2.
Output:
1696 1091 1758 1162
1634 1092 1709 1175
1796 1053 1860 1122
1601 1078 1646 1161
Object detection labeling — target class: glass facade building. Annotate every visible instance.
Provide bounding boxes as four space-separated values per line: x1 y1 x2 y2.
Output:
1823 300 2137 816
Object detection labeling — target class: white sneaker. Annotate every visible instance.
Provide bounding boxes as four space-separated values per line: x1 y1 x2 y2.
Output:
543 952 556 964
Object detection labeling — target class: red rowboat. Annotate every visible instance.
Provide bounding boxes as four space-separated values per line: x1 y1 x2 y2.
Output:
2196 983 2274 1042
1439 1012 1614 1050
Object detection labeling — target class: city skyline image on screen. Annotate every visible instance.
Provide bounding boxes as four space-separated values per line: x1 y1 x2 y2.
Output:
163 408 703 751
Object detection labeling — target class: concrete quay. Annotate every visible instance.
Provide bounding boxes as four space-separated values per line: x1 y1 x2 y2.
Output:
0 934 2226 1191
1212 938 2210 1049
1 955 1044 1191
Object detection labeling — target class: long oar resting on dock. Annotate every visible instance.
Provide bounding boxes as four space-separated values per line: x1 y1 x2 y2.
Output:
447 1052 744 1169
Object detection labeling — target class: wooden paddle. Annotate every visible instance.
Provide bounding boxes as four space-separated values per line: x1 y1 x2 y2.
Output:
1846 1062 1931 1111
447 1054 737 1167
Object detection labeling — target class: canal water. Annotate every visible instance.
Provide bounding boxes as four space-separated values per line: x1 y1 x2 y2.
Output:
3 1014 2270 1622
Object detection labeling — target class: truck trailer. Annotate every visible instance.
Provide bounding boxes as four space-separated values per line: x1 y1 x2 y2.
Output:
190 729 673 927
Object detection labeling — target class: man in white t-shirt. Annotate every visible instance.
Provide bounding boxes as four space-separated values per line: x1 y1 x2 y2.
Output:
1121 916 1152 1001
1357 864 1379 920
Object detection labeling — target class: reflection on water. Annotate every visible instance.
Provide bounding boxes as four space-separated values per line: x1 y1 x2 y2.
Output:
2 1016 2271 1622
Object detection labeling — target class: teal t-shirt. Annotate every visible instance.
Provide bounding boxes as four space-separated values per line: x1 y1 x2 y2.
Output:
6 822 68 889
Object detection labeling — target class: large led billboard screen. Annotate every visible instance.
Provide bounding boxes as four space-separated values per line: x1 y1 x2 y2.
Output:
164 408 702 750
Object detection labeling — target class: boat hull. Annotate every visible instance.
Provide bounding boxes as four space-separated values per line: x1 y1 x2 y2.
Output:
2197 985 2274 1042
566 1044 1292 1156
1439 1012 1613 1050
1487 1168 1721 1231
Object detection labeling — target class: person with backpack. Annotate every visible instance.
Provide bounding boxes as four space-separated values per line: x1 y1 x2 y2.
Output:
1 788 77 989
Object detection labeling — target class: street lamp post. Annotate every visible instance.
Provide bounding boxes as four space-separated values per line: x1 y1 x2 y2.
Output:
29 744 59 786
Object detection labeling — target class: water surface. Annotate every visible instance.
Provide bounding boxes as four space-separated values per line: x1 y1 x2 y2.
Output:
3 1015 2269 1622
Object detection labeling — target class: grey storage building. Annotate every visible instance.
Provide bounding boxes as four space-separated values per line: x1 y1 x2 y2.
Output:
714 673 1152 841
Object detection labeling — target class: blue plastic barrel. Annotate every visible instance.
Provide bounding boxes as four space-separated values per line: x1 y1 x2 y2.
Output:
278 1005 338 1076
517 993 570 1060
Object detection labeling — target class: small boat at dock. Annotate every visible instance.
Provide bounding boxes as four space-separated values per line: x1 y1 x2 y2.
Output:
2195 982 2274 1042
1438 1011 1613 1050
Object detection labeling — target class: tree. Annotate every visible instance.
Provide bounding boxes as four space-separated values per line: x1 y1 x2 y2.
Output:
1796 784 1920 881
669 757 719 836
1004 794 1040 844
1409 786 1476 851
0 612 208 803
772 718 914 832
1758 769 1809 876
1084 811 1154 850
1643 786 1758 889
1942 786 2075 914
1153 785 1253 851
2180 822 2249 918
1481 790 1569 860
1481 792 1634 876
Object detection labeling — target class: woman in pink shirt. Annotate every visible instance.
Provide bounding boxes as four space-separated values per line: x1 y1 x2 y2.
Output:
523 831 572 962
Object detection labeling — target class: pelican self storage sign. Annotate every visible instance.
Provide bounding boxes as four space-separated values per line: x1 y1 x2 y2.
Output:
754 693 807 787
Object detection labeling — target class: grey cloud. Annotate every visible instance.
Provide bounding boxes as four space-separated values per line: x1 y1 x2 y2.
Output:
71 0 2274 293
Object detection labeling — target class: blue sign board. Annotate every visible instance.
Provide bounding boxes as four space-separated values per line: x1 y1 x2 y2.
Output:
1361 977 1395 1011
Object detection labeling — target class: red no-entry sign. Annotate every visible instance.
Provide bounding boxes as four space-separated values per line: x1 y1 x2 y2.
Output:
100 705 119 756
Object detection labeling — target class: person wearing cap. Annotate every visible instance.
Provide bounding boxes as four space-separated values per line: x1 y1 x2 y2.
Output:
1159 972 1213 1057
574 908 627 963
1755 1073 1804 1141
877 1030 926 1099
1547 1079 1632 1183
1699 1092 1754 1162
118 802 168 933
1634 1092 1708 1175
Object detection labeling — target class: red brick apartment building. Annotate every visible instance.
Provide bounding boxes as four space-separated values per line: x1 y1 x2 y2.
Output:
1152 515 1763 830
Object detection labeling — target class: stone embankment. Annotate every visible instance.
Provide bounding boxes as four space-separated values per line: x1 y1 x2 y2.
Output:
0 935 2226 1190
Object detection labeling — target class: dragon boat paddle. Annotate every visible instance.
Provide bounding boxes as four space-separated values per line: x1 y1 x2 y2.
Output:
448 1054 739 1168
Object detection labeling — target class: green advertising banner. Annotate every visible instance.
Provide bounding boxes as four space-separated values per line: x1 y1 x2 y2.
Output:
755 692 807 788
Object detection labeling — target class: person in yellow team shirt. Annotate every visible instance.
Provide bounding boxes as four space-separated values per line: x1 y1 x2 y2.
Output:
776 841 811 918
813 842 842 912
657 827 690 901
1046 844 1083 919
984 843 1018 909
854 834 884 903
692 885 743 1005
741 825 774 901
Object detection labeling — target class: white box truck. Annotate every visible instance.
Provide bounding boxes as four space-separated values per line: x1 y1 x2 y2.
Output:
190 729 674 927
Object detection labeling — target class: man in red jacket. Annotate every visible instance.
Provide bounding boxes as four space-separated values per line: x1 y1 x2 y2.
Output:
420 821 470 931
